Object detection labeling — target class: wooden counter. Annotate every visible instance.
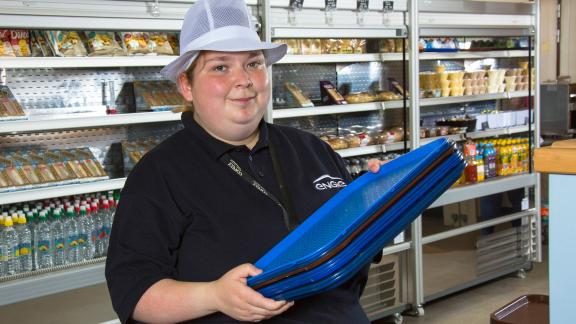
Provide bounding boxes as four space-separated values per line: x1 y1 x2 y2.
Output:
534 139 576 174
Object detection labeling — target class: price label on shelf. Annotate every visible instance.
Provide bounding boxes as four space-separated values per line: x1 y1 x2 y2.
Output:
290 0 304 10
357 0 369 11
383 0 394 12
325 0 337 10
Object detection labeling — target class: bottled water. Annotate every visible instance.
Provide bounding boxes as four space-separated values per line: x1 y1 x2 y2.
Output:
95 199 108 257
35 212 53 270
1 216 20 276
51 210 66 266
64 207 80 264
78 206 94 261
26 211 36 270
16 215 33 273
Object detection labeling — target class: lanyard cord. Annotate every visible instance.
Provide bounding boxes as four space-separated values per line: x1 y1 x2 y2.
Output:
219 128 298 231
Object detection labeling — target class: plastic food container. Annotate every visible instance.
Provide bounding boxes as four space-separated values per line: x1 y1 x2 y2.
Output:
490 294 549 324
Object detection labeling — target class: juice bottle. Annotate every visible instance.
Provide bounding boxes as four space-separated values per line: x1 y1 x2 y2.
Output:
476 143 485 182
510 138 519 175
464 140 477 183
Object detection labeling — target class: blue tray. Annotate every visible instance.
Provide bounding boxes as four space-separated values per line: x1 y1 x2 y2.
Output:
266 155 464 300
257 152 464 298
248 138 457 288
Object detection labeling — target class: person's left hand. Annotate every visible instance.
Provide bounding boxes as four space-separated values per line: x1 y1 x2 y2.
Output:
367 159 388 173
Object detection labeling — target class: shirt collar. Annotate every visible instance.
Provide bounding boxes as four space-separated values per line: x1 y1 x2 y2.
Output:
181 111 269 159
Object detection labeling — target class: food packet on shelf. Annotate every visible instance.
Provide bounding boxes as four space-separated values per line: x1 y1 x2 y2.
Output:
320 80 347 105
321 39 339 54
0 30 15 57
0 85 26 118
0 169 13 190
11 153 42 185
9 30 31 57
45 31 87 57
83 31 125 56
44 150 77 182
351 38 366 54
0 155 30 188
167 32 179 54
121 32 152 55
73 147 108 178
148 32 174 55
274 39 301 55
285 82 314 108
56 149 90 179
30 31 54 57
29 151 59 183
301 39 321 55
340 39 354 54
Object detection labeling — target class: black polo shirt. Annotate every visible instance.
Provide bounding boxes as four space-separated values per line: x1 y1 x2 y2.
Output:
105 111 370 323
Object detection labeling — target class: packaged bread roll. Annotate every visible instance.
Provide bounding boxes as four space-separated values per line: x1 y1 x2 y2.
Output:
320 80 347 105
285 82 314 107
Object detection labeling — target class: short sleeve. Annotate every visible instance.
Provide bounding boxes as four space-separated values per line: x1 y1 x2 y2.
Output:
105 157 187 323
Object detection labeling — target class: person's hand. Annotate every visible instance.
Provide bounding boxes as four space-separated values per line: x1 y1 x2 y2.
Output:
209 263 294 322
367 159 389 173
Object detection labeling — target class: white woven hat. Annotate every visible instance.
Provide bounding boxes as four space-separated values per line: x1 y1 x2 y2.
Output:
161 0 287 83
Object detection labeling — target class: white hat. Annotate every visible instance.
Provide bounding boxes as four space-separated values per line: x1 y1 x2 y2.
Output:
161 0 287 83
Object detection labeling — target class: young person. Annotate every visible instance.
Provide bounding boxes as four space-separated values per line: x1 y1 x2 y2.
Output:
106 0 382 322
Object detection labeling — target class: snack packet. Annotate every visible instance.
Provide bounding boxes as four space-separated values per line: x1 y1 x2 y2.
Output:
10 29 31 57
45 31 87 57
0 30 15 57
121 32 151 55
148 32 174 55
167 33 179 54
84 31 125 56
30 31 54 57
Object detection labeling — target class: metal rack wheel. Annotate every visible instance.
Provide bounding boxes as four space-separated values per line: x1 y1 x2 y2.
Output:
515 268 527 279
393 312 404 324
407 304 425 317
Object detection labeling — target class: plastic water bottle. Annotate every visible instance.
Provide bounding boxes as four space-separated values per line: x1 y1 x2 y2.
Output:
95 199 108 257
64 207 80 264
35 212 53 270
78 206 94 261
16 215 33 273
51 210 66 266
1 216 20 276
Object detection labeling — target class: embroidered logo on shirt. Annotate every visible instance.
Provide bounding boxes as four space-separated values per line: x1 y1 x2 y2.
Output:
313 174 347 190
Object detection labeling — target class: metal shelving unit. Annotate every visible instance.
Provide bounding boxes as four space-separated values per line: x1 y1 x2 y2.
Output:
0 111 182 134
0 178 126 205
0 56 176 69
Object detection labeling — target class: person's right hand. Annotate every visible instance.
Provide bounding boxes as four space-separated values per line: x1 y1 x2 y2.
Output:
209 263 294 322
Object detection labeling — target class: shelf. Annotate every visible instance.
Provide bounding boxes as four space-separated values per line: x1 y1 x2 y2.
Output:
272 100 404 119
0 260 105 306
0 56 176 69
0 178 126 205
420 90 529 107
429 173 536 208
277 53 403 64
419 50 529 60
335 142 407 158
467 125 531 139
0 111 182 135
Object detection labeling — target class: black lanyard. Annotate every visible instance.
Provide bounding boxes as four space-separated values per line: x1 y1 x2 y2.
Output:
219 132 298 231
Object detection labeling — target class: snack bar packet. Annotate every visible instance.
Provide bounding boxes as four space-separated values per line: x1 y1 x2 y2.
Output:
148 32 174 55
0 30 15 57
320 80 347 105
10 29 31 57
84 31 125 56
45 31 87 57
167 33 179 54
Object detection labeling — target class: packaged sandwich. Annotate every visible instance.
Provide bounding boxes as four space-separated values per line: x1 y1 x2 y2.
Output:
84 31 125 56
9 29 31 57
350 38 366 54
0 85 26 117
121 32 151 55
30 31 54 57
321 39 342 54
320 80 347 105
44 150 76 181
167 33 180 54
0 30 15 57
45 31 87 57
28 151 58 183
285 82 314 108
301 39 322 55
0 170 13 189
148 32 174 55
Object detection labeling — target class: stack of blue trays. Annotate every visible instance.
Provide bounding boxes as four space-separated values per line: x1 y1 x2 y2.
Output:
247 138 466 300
